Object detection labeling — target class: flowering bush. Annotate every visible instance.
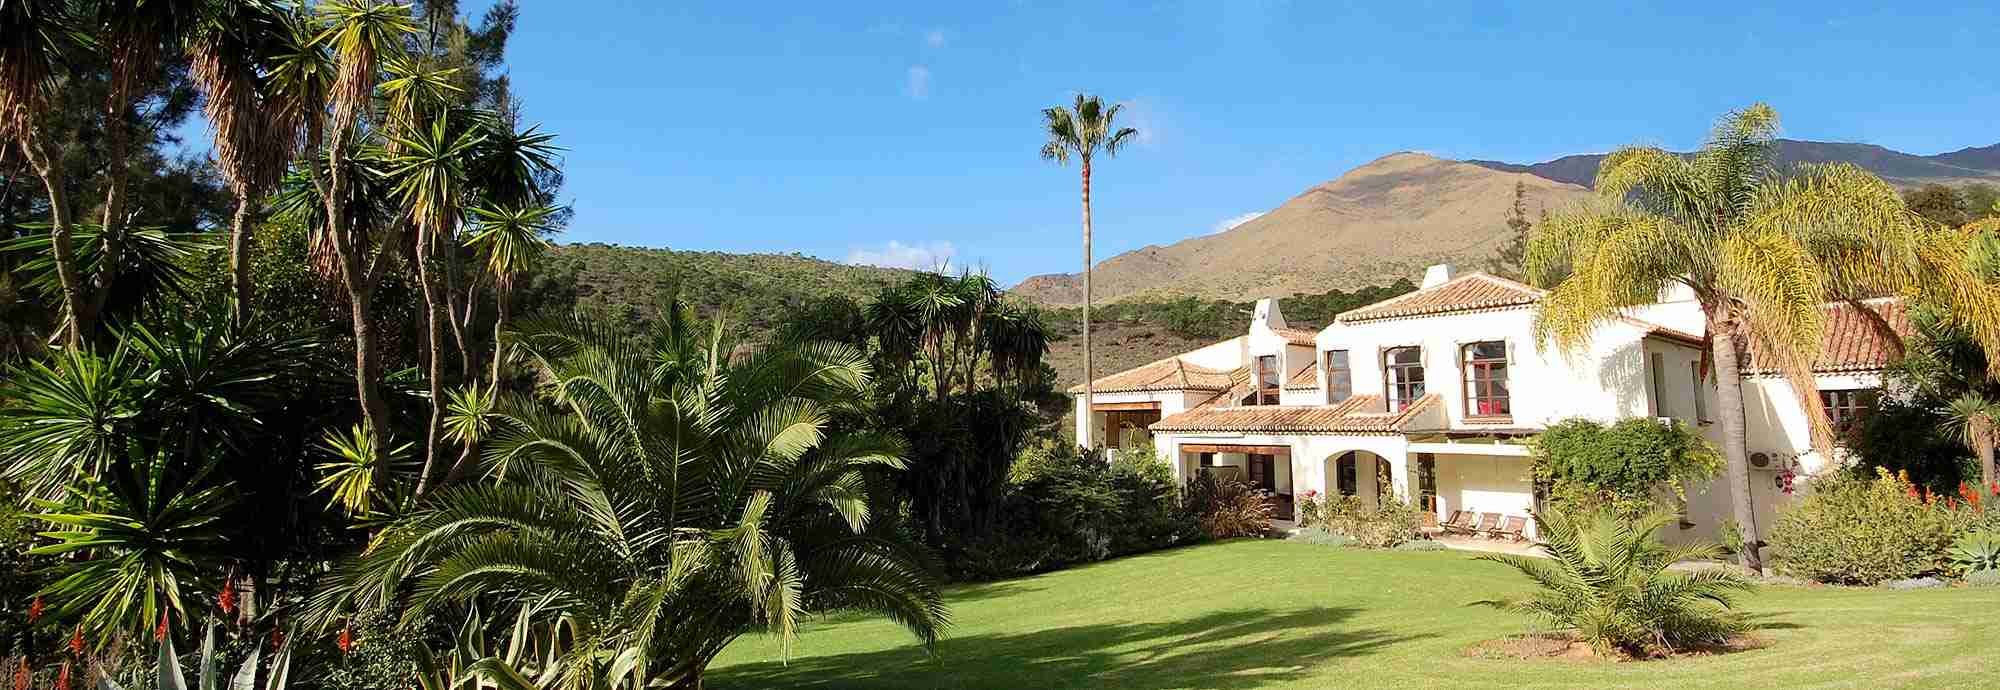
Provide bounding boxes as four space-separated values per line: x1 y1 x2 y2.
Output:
1767 469 1995 584
1324 494 1423 549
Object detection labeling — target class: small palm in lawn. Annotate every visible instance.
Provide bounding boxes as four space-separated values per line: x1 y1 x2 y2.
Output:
1041 94 1137 425
1527 103 2000 571
1471 509 1755 658
314 303 946 690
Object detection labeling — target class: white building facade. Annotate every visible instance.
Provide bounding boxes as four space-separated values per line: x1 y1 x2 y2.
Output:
1072 264 1904 542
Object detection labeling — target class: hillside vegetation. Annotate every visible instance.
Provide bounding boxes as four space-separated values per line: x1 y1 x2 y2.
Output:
539 243 913 332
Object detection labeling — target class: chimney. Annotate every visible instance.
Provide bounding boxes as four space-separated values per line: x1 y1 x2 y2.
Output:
1421 264 1456 289
1252 297 1288 331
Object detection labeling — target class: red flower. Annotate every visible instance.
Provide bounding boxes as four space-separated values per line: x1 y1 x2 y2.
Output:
1908 484 1921 499
68 626 84 655
337 623 354 655
27 596 42 625
13 658 28 690
56 662 71 690
154 610 169 642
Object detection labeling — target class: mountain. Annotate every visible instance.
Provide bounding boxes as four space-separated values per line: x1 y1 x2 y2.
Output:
539 243 912 333
1466 139 2000 188
1009 152 1590 306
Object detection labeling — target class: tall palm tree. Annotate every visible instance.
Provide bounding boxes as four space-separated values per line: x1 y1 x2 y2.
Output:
1527 104 2000 572
1947 394 1999 491
291 0 420 463
188 0 308 327
0 0 89 345
313 305 947 690
1040 94 1137 438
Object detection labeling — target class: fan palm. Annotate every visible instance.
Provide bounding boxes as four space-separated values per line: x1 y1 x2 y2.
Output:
1526 103 2000 571
1040 94 1137 427
313 304 948 689
1470 509 1755 658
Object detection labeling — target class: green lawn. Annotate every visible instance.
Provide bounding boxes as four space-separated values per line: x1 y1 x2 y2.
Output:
710 540 2000 689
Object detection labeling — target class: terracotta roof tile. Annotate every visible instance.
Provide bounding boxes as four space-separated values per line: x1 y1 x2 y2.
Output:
1151 394 1440 435
1271 327 1320 346
1067 355 1238 394
1338 273 1543 323
1283 364 1319 389
1744 299 1909 374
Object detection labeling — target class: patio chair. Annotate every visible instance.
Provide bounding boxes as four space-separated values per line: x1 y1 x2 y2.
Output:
1473 512 1503 538
1495 515 1529 542
1439 510 1477 536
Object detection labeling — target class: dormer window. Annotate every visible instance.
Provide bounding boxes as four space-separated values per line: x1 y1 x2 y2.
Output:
1463 341 1510 417
1250 354 1280 406
1385 347 1424 412
1323 350 1351 403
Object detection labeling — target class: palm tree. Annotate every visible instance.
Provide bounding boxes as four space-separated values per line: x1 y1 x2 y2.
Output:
1526 104 2000 572
0 0 90 345
464 203 556 385
188 0 309 327
1946 394 1999 491
1040 94 1137 435
1471 509 1755 658
314 305 946 689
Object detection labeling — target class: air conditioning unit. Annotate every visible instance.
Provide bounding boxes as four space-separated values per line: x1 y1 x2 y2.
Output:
1748 452 1780 472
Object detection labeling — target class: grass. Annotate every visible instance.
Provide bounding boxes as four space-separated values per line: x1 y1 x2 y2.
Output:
710 540 2000 689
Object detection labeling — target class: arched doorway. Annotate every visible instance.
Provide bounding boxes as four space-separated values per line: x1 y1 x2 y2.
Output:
1325 451 1392 507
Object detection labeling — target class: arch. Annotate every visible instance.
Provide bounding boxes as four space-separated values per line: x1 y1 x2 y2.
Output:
1322 450 1389 507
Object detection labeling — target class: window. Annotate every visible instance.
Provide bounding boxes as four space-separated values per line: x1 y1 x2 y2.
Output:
1385 347 1425 412
1324 350 1352 403
1690 363 1710 422
1648 352 1671 418
1336 453 1358 496
1820 389 1880 436
1104 410 1160 451
1462 341 1509 417
1415 454 1438 513
1254 354 1283 406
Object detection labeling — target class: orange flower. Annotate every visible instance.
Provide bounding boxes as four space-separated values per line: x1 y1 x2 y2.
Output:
27 597 42 625
338 623 354 654
56 662 70 690
13 658 28 690
68 626 84 655
219 577 237 616
154 610 169 642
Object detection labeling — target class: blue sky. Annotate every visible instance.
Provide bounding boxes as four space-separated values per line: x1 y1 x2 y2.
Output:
428 2 1999 283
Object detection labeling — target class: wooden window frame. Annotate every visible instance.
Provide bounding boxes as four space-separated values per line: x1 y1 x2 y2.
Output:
1252 354 1281 406
1384 346 1425 412
1462 341 1510 418
1324 349 1352 403
1820 388 1879 437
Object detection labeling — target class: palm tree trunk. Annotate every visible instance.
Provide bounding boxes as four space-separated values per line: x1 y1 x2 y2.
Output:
1978 415 1995 492
16 135 86 346
228 189 256 328
1080 158 1094 451
1709 310 1762 573
89 74 139 328
412 226 449 498
490 284 510 386
319 126 394 464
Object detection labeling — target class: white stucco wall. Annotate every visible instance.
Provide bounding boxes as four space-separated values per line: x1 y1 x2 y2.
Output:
1433 453 1537 521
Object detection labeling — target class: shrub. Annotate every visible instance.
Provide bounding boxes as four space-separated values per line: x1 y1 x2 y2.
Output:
1325 494 1422 549
1471 508 1755 658
1183 473 1274 539
1767 469 1972 584
1532 417 1723 517
1395 539 1447 552
1295 490 1326 528
961 444 1201 579
1948 531 2000 573
1287 527 1352 547
1966 569 2000 587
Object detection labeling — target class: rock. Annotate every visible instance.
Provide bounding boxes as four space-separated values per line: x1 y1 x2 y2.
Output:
1884 577 1945 590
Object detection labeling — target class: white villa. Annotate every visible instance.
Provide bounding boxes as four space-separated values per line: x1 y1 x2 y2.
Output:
1072 264 1905 542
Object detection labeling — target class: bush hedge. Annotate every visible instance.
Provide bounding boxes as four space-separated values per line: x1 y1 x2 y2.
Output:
1766 469 1995 584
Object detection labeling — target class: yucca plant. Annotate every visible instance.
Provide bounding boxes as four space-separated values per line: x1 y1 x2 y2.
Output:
313 303 947 689
314 423 415 517
1470 509 1755 658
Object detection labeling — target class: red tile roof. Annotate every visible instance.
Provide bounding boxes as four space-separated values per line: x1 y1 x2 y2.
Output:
1338 273 1544 323
1067 355 1239 394
1744 298 1909 374
1283 364 1319 389
1151 393 1441 435
1271 327 1320 347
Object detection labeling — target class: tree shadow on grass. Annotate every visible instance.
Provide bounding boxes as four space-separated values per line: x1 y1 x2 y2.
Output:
712 606 1432 690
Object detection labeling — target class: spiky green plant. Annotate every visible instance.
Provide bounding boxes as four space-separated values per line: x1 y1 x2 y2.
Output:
1526 103 2000 571
312 303 947 689
315 424 414 516
97 623 294 690
1470 509 1755 658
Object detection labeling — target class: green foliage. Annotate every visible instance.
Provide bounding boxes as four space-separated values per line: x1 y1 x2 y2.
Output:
1866 305 2000 492
1471 509 1754 658
1767 470 1974 584
1903 183 1971 228
1531 417 1722 516
1485 181 1536 281
1947 531 2000 573
1323 494 1423 549
1286 527 1352 547
1966 569 2000 587
96 624 295 690
1182 473 1274 540
317 305 946 685
957 441 1199 579
1395 539 1447 552
542 243 909 335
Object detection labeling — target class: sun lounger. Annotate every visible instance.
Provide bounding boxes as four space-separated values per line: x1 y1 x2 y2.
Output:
1440 510 1477 536
1495 515 1529 542
1473 512 1503 538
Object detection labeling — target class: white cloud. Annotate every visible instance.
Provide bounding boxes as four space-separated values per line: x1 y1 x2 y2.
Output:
925 29 948 48
1211 211 1265 234
847 241 957 270
905 65 931 99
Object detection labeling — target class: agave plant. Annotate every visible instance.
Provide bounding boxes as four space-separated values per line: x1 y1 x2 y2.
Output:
1948 530 2000 573
98 624 293 690
1470 508 1755 657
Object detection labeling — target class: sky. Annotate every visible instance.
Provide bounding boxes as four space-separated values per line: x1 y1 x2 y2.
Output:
451 2 1998 284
